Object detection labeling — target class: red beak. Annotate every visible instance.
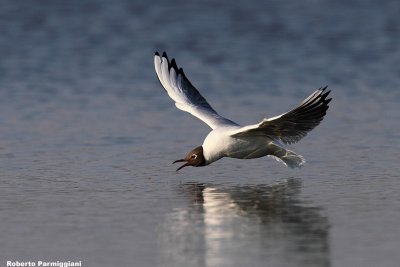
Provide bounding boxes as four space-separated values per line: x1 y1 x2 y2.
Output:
173 159 189 172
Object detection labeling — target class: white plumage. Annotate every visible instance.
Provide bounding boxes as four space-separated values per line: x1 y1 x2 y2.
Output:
154 52 331 171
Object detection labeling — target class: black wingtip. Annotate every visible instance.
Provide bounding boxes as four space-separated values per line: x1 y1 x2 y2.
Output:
170 58 178 71
326 98 332 105
321 88 332 109
156 51 184 76
160 52 170 68
178 67 185 75
320 85 328 91
321 89 331 100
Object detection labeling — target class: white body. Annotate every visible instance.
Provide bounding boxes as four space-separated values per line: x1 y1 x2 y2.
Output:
154 52 331 169
203 126 276 164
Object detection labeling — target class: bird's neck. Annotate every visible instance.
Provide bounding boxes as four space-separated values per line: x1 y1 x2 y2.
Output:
203 147 223 166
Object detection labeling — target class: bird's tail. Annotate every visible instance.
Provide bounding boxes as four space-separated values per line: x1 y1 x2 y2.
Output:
268 143 305 168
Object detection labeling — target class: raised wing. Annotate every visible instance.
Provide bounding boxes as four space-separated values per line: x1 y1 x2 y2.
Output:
154 52 238 129
231 87 331 144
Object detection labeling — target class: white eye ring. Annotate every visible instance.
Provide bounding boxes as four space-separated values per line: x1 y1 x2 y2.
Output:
191 154 197 159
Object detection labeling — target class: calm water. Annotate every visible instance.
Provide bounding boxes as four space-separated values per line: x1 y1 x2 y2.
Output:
1 1 400 266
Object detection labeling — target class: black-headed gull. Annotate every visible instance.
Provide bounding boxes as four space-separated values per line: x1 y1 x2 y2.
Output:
154 52 331 171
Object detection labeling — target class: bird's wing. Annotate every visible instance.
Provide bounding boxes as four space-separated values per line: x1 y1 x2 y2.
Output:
154 52 238 129
231 87 331 144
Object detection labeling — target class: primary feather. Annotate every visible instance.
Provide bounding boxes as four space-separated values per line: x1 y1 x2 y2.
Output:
154 52 238 129
231 87 331 144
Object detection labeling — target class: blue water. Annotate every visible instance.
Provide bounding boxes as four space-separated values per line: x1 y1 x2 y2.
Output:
1 1 400 266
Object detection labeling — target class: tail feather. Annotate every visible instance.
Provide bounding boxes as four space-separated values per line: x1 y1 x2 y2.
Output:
268 143 305 168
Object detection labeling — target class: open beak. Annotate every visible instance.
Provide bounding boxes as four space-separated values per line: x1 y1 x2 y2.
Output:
173 159 190 172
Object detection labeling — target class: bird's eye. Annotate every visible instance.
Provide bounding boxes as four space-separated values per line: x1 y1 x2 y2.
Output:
191 154 197 159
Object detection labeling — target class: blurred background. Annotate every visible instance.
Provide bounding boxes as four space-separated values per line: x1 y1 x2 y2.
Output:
0 0 399 266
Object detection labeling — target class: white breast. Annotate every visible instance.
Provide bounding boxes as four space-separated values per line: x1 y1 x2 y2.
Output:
202 127 273 164
202 128 233 164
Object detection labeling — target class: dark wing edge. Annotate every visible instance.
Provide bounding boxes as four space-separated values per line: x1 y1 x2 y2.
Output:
155 51 217 112
232 87 332 144
154 51 239 129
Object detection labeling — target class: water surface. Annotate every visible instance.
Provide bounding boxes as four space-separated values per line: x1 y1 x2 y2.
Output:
1 1 399 266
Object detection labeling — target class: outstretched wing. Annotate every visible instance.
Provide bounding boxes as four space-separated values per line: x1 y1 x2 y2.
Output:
154 52 238 129
231 87 331 144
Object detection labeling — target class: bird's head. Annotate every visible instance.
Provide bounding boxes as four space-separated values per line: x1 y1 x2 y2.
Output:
173 146 206 171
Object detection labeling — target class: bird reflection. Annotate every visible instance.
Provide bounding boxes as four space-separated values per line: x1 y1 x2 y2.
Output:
158 179 330 267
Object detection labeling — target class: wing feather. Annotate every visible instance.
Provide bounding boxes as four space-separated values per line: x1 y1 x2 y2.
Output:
231 87 331 144
154 52 238 129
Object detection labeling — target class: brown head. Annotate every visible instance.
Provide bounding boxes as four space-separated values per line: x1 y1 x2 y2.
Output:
173 146 206 171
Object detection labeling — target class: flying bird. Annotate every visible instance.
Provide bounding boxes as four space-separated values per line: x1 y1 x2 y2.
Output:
154 52 331 171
